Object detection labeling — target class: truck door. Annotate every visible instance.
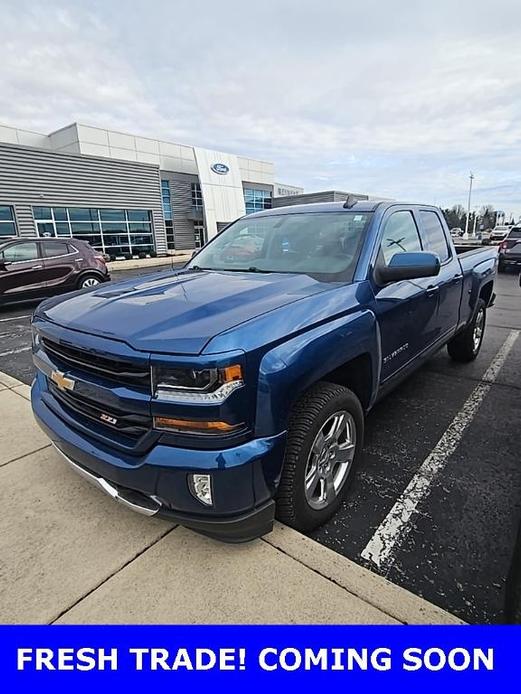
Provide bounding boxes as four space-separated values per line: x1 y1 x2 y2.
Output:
372 208 439 382
417 209 461 342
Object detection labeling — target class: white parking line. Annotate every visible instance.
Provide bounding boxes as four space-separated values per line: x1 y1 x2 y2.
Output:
0 315 31 323
0 346 32 358
361 329 520 571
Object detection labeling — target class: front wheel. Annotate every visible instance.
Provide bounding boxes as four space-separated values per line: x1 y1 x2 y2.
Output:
276 382 364 533
78 274 101 290
447 298 486 362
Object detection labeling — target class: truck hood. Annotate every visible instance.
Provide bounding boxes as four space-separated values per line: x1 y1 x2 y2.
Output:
37 269 334 354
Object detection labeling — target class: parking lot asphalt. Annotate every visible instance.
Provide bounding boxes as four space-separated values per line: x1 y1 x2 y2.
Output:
0 264 519 623
312 271 521 624
0 263 184 383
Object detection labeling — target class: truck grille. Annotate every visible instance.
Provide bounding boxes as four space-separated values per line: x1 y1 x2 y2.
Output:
41 336 150 388
49 382 151 442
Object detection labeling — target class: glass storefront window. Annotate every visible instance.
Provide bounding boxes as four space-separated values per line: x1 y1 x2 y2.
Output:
99 209 125 221
31 206 155 258
0 206 17 236
243 188 272 214
74 235 103 247
128 209 151 222
128 222 151 232
194 222 206 249
161 180 172 221
101 222 127 233
69 208 99 221
191 182 203 210
71 222 99 234
33 207 52 220
56 223 71 236
53 208 68 221
37 222 56 237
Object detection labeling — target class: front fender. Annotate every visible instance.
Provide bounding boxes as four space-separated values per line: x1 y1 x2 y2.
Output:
255 309 379 437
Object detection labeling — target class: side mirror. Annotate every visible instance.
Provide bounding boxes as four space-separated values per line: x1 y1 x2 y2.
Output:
376 251 440 284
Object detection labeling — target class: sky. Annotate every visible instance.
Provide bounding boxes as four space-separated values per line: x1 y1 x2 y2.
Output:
1 0 520 217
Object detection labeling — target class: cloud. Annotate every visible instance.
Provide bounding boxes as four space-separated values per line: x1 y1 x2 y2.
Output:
1 0 520 216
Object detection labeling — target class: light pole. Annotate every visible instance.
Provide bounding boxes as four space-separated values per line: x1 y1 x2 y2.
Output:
464 171 474 239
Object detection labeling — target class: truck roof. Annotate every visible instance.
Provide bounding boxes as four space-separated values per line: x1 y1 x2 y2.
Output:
250 200 437 217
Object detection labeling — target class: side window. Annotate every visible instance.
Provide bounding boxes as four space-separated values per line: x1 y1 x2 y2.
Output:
379 211 421 265
419 211 450 262
42 241 70 258
2 242 39 263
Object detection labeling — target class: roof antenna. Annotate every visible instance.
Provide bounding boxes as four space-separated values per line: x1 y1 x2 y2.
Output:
343 194 358 209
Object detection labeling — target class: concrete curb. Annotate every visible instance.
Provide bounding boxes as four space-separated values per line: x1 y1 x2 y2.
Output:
0 370 463 625
264 523 463 624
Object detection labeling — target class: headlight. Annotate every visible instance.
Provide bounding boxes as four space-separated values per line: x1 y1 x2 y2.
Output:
152 364 244 403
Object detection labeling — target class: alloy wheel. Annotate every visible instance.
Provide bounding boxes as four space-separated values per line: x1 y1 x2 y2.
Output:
304 410 356 510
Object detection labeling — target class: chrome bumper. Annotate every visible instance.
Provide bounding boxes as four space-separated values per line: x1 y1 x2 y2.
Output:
52 442 161 517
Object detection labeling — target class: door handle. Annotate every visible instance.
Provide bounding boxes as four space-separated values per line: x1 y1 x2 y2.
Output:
452 274 463 282
31 265 43 270
426 285 439 297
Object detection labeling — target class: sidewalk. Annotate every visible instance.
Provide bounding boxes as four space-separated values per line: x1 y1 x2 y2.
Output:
0 371 462 625
107 253 191 272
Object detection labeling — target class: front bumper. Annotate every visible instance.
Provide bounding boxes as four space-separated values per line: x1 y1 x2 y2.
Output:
32 377 286 543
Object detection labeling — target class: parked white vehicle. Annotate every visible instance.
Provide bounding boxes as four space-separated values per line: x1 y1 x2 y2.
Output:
490 225 511 243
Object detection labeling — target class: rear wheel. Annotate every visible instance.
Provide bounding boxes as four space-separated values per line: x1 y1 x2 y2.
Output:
447 298 486 362
78 274 101 290
276 382 364 532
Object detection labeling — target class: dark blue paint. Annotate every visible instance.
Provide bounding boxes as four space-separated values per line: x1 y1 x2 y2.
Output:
31 201 498 540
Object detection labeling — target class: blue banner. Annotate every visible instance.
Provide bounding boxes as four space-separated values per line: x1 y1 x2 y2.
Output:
2 625 519 691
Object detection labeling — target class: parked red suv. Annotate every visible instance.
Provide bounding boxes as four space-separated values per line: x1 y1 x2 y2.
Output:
0 237 110 306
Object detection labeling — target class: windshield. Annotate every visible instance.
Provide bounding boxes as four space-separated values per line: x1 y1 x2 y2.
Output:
188 211 373 280
508 228 521 239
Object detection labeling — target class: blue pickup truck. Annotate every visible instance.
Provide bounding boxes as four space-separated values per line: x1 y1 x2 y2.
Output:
31 200 497 542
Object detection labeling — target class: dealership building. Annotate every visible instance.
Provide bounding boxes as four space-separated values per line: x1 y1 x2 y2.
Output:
0 122 303 259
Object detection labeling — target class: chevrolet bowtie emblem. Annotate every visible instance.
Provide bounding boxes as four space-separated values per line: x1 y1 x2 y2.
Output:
50 370 75 392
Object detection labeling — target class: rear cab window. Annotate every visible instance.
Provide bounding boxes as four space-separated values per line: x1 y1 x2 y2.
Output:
419 210 451 262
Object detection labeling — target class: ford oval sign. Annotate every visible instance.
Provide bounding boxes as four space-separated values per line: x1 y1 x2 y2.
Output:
211 163 229 175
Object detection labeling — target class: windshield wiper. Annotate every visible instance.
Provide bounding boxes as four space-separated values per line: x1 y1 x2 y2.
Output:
221 266 273 273
189 266 273 273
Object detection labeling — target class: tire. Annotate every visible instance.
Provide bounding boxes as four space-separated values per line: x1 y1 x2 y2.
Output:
78 273 102 290
276 382 364 533
447 298 486 362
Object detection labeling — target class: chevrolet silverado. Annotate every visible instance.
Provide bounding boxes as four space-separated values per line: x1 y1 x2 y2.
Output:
31 199 497 541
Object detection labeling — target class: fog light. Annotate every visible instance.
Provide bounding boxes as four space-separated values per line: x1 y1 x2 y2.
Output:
189 473 213 506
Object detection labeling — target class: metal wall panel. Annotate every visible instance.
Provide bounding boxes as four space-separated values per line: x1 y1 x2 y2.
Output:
0 143 167 253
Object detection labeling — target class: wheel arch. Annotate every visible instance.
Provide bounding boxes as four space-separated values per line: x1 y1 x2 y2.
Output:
479 280 494 307
255 309 378 438
76 269 106 286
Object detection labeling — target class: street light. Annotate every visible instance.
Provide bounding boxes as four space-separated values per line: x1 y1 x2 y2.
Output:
464 171 474 240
